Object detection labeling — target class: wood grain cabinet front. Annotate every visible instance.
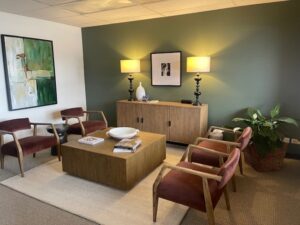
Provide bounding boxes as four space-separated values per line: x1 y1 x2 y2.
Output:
116 100 208 144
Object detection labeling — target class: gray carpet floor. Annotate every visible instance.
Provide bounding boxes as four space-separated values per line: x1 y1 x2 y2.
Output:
1 146 300 225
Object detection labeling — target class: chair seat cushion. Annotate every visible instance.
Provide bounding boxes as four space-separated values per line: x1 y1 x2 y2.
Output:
157 161 223 212
191 141 228 167
1 136 57 157
67 121 106 135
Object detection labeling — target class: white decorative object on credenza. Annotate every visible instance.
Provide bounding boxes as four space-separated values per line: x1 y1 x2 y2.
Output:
136 82 146 101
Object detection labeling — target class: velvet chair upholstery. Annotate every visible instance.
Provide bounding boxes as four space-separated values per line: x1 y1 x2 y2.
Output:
60 107 108 137
0 118 60 177
187 127 252 176
153 148 240 225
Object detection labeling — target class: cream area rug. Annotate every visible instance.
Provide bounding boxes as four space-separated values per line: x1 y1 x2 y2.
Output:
1 146 187 225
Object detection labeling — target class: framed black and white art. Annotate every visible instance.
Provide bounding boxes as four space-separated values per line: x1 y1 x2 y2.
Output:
151 51 181 86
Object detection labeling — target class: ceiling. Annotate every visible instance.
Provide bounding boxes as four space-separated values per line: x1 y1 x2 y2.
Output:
0 0 287 27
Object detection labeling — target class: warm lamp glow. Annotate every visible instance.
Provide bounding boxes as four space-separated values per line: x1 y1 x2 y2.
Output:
187 56 210 73
120 59 140 73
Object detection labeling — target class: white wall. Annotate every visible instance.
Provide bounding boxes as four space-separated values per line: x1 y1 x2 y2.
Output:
0 12 86 125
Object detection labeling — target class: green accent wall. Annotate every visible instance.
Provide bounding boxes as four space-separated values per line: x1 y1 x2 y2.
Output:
82 1 300 155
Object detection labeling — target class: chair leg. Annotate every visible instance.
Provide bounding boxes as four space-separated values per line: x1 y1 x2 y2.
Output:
0 153 4 169
153 193 159 222
239 153 244 175
33 153 36 158
224 185 231 210
231 175 237 192
17 155 24 177
57 144 61 161
203 179 215 225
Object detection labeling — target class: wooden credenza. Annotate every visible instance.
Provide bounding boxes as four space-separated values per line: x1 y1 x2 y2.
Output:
116 100 208 144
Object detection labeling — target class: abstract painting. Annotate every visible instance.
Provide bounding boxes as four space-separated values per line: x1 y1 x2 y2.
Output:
151 51 181 86
1 35 57 111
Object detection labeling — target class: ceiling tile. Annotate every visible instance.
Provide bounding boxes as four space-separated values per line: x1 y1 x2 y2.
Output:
0 0 47 13
51 15 101 27
0 0 287 28
61 0 136 14
161 1 234 17
232 0 286 6
144 0 231 14
133 0 163 3
33 0 79 6
19 6 78 19
98 13 161 26
88 5 157 20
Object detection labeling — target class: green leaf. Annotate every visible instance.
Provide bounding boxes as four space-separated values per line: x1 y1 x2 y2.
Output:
277 117 298 126
263 121 273 127
247 107 257 118
232 118 251 123
256 109 265 120
270 104 280 118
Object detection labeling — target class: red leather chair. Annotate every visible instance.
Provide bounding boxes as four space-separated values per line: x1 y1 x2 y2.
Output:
60 107 108 137
153 148 240 225
187 126 252 175
0 118 60 177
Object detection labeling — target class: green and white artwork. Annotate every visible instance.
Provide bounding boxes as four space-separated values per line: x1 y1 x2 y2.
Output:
1 35 57 111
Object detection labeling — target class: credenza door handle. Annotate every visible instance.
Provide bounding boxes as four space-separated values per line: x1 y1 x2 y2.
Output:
168 121 171 127
141 117 144 123
137 117 140 123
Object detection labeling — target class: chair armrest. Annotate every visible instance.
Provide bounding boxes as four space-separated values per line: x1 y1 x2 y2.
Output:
0 130 14 135
30 123 59 142
0 131 23 157
188 144 230 157
163 162 222 181
30 122 53 126
84 110 108 127
181 143 230 163
191 162 221 173
153 161 222 194
196 137 241 147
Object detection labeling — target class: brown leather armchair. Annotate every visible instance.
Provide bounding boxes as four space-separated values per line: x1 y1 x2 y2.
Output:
153 148 240 225
0 118 60 177
60 107 108 137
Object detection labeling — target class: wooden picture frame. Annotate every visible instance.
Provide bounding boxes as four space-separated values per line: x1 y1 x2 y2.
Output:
1 34 57 111
151 51 181 86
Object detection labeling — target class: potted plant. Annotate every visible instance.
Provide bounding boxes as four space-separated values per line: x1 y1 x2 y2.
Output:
233 104 298 172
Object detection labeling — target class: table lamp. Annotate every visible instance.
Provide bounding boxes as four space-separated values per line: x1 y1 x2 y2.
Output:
186 56 210 106
120 59 140 101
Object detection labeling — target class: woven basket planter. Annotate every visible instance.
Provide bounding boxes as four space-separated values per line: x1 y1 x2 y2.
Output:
244 143 288 172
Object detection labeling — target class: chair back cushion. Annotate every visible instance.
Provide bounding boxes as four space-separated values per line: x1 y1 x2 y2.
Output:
0 118 31 132
60 107 84 120
217 148 240 189
236 127 252 150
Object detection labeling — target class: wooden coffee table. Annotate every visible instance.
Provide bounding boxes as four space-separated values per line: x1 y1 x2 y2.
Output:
61 129 166 190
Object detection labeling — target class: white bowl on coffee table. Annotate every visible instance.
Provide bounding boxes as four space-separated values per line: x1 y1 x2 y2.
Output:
107 127 139 139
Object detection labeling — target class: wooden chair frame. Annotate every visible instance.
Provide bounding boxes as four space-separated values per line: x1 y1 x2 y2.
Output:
153 153 232 225
183 144 238 191
61 110 107 137
189 125 245 175
0 123 60 177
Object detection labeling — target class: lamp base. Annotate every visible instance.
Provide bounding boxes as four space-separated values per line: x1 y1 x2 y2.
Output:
128 74 134 101
193 101 201 106
193 73 202 106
